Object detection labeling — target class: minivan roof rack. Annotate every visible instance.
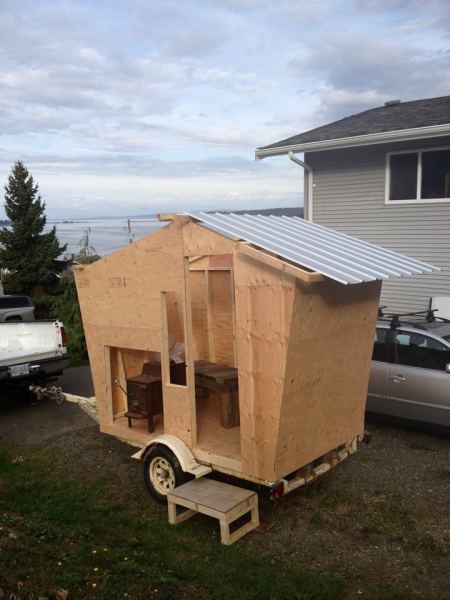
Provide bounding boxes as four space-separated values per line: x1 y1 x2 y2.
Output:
378 307 450 329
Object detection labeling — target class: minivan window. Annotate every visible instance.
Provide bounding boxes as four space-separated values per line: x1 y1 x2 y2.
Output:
395 330 450 371
372 328 395 363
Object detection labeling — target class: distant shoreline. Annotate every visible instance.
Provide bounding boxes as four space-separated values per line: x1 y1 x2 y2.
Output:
45 206 303 223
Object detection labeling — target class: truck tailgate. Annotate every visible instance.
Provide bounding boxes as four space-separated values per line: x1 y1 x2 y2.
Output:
0 321 66 367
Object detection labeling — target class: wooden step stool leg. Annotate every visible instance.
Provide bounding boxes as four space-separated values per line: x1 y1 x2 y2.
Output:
168 499 196 525
219 496 260 545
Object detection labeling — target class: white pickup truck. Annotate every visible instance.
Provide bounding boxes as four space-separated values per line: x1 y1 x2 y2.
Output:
0 320 70 391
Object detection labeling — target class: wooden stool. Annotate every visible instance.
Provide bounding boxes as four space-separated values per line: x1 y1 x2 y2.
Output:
167 478 259 545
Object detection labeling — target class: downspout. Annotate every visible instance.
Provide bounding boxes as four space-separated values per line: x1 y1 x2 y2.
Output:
288 151 313 222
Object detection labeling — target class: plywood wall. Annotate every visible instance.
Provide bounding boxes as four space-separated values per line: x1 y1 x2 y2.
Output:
273 279 381 478
183 221 234 256
234 252 296 481
74 220 194 447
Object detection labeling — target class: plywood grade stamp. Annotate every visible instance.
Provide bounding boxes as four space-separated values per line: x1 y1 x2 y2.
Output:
167 478 259 545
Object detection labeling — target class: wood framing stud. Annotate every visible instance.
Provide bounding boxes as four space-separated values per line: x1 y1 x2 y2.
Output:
237 243 325 283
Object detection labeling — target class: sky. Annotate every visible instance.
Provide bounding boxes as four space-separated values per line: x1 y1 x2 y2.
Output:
0 0 449 219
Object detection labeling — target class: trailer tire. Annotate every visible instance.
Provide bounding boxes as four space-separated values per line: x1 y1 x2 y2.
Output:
143 445 188 504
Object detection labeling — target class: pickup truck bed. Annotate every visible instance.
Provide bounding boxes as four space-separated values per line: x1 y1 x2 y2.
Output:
0 320 69 388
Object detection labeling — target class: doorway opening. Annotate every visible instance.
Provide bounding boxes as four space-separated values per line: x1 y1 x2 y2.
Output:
188 255 241 462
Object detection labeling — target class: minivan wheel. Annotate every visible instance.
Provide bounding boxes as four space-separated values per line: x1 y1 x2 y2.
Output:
143 445 188 504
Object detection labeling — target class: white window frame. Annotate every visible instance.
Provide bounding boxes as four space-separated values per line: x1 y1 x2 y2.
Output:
385 144 450 205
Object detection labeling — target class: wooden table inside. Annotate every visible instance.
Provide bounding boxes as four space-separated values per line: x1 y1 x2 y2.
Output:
194 360 240 428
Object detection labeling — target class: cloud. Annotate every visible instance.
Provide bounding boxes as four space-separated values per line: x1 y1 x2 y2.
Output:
289 20 450 123
0 0 448 218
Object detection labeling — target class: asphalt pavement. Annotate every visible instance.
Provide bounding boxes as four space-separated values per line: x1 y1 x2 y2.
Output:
0 365 96 445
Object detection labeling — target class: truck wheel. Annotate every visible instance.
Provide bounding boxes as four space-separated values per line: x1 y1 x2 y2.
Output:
143 445 188 504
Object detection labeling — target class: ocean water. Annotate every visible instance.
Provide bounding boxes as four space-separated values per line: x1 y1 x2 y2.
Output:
45 218 165 257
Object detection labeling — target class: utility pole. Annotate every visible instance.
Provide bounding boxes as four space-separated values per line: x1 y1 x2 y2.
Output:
127 219 134 244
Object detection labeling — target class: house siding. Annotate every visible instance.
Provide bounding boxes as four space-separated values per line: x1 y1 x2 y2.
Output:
306 136 450 314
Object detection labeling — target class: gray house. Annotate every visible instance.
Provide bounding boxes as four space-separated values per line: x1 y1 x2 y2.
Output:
256 96 450 315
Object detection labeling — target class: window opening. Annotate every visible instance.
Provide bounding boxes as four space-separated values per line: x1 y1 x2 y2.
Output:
162 292 187 386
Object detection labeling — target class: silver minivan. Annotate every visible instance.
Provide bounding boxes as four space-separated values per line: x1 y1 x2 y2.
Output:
367 318 450 434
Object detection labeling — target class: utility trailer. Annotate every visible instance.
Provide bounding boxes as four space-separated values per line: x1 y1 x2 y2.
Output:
74 213 436 503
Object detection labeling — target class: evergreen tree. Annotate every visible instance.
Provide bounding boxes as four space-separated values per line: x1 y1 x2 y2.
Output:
50 272 87 364
0 161 68 296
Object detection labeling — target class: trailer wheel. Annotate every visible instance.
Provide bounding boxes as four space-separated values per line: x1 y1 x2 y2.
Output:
143 445 188 504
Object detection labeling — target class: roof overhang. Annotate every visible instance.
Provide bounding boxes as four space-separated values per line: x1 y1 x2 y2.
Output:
255 123 450 159
186 212 439 285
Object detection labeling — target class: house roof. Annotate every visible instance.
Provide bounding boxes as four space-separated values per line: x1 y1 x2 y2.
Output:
256 95 450 158
188 212 438 286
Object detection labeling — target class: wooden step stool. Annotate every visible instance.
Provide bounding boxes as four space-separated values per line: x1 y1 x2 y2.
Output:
167 478 259 545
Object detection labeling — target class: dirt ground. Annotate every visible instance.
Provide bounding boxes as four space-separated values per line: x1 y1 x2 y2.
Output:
0 369 449 599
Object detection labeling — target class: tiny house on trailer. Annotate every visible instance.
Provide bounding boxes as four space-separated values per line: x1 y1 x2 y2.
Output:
74 213 436 502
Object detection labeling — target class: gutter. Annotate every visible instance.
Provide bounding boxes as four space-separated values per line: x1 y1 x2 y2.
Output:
288 152 313 222
255 123 450 160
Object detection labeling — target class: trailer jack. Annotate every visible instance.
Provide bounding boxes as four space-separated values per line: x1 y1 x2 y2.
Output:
29 385 65 404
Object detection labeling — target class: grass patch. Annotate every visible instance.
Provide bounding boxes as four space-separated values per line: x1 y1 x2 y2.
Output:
363 498 417 537
0 446 348 600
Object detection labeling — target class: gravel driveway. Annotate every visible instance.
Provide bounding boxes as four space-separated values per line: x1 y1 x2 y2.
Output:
0 367 449 598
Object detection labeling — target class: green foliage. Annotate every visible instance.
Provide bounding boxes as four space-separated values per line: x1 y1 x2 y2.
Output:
50 272 88 365
0 161 68 297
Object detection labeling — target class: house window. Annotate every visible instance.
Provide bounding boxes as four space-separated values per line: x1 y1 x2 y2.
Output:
387 147 450 202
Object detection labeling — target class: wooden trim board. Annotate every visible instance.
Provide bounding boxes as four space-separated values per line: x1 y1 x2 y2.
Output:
237 243 324 283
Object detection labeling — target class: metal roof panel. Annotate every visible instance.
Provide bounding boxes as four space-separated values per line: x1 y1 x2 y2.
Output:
187 212 439 285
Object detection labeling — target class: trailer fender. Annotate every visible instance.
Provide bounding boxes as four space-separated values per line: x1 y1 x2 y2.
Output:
131 434 212 478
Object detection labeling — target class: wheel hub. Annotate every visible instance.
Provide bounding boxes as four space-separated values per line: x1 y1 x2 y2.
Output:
149 457 176 495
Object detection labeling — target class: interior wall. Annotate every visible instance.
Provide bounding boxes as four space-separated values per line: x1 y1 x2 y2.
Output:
189 270 210 361
109 348 161 417
110 347 126 415
189 264 235 367
274 279 381 478
209 270 235 365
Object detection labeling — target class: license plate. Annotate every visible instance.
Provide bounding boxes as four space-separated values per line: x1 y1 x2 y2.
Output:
9 363 30 377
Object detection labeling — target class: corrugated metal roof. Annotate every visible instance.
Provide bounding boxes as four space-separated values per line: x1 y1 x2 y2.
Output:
188 212 439 285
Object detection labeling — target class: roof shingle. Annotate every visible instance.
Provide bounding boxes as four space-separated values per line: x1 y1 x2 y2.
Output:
260 95 450 151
